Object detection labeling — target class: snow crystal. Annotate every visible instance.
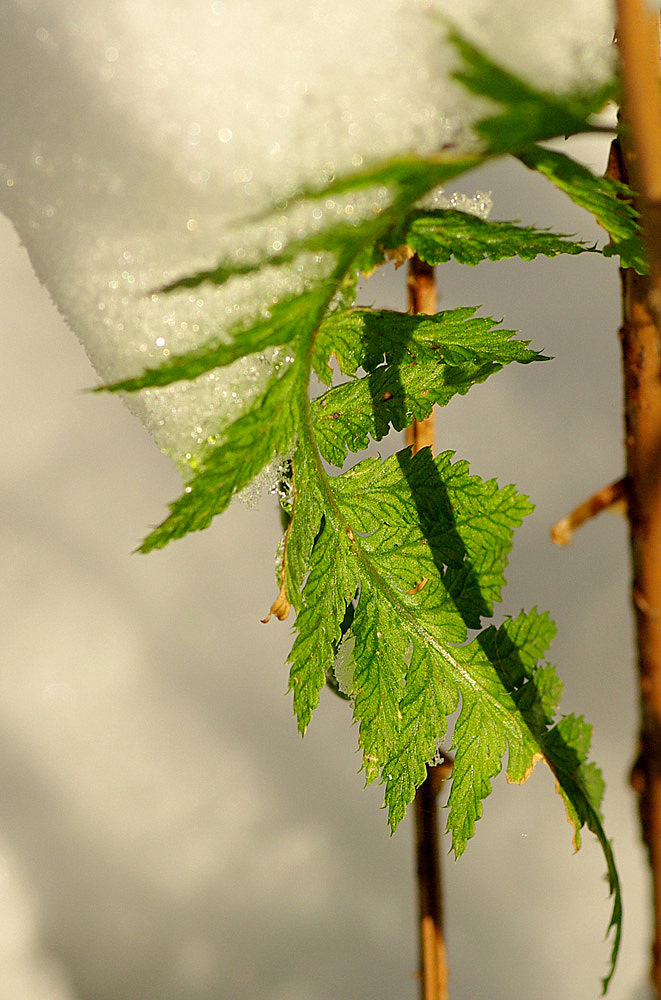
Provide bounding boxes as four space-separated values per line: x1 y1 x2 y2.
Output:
417 187 494 217
427 738 448 768
238 451 294 509
0 0 614 470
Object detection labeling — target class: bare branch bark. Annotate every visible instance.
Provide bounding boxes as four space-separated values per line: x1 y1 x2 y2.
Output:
615 0 661 322
613 3 661 991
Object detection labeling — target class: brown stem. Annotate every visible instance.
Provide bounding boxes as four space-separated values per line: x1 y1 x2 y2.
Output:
613 5 661 991
550 477 627 547
407 255 449 1000
406 256 436 455
414 770 448 1000
621 264 661 996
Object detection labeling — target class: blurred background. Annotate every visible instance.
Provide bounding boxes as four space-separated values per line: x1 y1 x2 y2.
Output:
0 0 654 997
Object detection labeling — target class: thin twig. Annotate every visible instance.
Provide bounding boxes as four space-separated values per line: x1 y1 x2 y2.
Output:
406 256 436 455
550 477 627 547
408 254 449 1000
613 3 661 992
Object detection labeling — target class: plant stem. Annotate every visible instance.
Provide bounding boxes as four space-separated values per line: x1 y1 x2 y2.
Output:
613 3 661 991
550 477 627 547
619 254 661 996
414 768 448 1000
406 256 436 454
407 254 449 1000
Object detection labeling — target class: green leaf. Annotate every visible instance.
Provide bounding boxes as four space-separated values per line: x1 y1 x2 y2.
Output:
448 28 616 152
287 514 358 734
155 151 483 297
393 209 594 266
315 306 542 381
272 152 483 207
542 716 621 994
279 444 620 985
157 220 375 294
139 366 298 552
327 448 535 768
311 307 544 466
351 581 412 784
518 145 646 273
100 285 332 394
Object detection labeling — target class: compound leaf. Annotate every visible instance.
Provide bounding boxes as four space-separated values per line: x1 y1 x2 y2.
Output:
99 32 623 990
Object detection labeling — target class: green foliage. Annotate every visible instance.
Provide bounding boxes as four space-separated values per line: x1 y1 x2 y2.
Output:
99 29 633 989
102 287 333 394
447 28 617 152
138 369 294 553
311 308 543 465
519 145 646 273
386 209 595 266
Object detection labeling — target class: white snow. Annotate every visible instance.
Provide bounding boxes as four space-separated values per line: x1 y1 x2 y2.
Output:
0 0 614 468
